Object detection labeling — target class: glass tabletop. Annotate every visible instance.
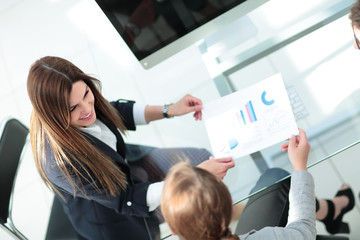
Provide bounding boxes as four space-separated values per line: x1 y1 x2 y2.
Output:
198 0 360 207
160 0 360 238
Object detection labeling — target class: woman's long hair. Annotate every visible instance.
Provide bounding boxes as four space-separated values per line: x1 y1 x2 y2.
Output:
350 0 360 29
161 162 239 240
27 56 127 197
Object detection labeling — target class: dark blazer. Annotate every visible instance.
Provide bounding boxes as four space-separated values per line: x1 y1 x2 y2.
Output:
44 100 159 240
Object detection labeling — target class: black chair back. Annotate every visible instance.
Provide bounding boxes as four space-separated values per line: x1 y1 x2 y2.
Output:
0 118 28 224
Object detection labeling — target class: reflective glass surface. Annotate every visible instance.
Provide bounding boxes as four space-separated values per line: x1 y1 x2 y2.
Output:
160 0 360 238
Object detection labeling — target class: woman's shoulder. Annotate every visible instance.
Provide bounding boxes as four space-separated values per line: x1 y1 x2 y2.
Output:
43 141 76 177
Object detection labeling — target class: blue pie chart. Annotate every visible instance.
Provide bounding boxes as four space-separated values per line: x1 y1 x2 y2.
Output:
261 91 275 106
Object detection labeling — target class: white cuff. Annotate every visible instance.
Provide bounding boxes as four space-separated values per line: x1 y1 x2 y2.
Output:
133 103 147 125
146 181 164 211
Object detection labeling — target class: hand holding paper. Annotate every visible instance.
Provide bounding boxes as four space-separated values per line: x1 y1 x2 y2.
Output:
203 74 299 158
197 156 235 179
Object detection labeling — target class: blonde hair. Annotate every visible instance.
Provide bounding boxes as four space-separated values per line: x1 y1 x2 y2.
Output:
161 162 239 240
27 56 127 198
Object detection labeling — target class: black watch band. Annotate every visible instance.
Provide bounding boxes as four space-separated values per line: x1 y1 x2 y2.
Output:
162 104 173 118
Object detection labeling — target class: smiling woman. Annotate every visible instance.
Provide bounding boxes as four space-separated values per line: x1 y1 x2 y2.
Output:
27 56 129 197
69 81 96 127
26 56 234 240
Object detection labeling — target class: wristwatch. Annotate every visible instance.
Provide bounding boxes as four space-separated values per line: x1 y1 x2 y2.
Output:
162 104 173 118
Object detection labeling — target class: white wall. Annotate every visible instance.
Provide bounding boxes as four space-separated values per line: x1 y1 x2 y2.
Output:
0 0 222 152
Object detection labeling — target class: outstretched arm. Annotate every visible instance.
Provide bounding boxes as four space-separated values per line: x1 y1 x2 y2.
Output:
144 94 203 123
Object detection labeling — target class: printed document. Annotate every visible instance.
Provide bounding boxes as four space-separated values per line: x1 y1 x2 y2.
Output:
203 73 298 158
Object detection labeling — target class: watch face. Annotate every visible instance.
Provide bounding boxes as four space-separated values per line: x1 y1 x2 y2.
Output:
162 104 172 118
162 104 168 117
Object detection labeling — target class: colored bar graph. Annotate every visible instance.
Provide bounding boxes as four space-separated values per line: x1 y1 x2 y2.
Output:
245 104 252 123
245 100 257 123
248 100 257 121
239 101 257 125
240 110 246 125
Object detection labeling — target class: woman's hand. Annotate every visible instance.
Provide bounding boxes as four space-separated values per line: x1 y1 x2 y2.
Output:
168 94 203 120
197 156 235 179
280 128 310 171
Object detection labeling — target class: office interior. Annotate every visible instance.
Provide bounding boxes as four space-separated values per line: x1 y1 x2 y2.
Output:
0 0 360 239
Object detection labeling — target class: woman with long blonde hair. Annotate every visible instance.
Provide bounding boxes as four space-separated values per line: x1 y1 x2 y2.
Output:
27 56 235 240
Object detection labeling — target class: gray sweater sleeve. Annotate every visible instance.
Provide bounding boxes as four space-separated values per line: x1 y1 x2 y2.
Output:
239 170 316 240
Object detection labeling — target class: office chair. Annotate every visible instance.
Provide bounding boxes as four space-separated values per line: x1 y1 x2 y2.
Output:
0 118 77 240
0 224 19 240
0 118 29 239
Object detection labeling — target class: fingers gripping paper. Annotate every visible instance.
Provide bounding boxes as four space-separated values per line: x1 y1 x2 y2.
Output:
203 74 299 158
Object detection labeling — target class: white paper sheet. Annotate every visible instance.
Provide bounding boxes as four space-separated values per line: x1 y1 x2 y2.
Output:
203 73 299 158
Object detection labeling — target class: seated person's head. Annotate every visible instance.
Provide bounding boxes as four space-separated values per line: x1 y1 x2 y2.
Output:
161 162 235 240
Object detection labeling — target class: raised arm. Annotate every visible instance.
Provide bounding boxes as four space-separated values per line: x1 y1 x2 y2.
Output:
245 129 316 240
277 129 316 239
286 129 310 171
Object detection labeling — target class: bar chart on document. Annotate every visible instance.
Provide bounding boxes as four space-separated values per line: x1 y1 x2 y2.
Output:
203 74 299 158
